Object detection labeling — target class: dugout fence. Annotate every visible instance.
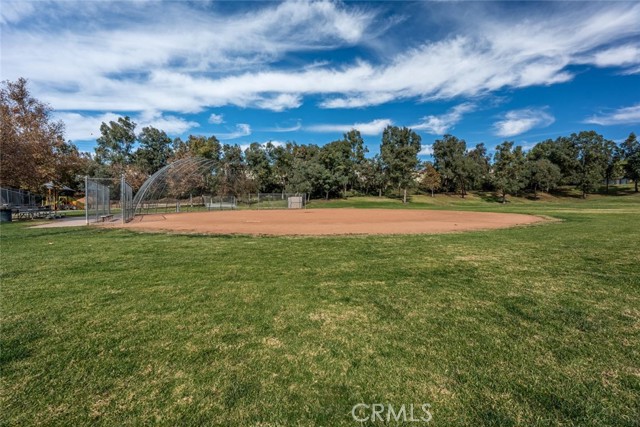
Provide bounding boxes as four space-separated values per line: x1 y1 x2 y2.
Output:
85 175 135 224
85 177 110 223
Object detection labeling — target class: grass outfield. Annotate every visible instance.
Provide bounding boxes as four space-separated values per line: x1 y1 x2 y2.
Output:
1 192 639 426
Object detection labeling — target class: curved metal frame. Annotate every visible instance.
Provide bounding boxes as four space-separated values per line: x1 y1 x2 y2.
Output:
132 157 218 215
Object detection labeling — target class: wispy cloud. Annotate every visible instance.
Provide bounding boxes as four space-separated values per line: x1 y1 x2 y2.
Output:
52 110 199 142
307 119 392 136
585 103 640 125
4 1 640 145
412 103 475 135
3 1 639 117
589 44 640 68
208 113 224 124
263 121 302 133
493 108 555 137
0 0 35 24
254 94 303 112
216 123 252 140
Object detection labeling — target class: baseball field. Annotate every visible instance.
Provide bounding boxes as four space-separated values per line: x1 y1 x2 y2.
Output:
1 192 638 426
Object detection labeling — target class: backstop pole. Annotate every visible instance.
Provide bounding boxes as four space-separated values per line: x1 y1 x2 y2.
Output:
85 175 89 225
121 174 125 224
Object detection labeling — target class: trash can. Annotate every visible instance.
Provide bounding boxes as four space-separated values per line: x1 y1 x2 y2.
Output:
0 208 12 222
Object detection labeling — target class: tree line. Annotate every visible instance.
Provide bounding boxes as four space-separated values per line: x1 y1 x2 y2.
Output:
2 78 639 201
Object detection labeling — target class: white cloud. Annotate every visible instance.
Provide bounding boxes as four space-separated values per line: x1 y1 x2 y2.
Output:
620 65 640 75
419 145 434 156
590 44 640 68
208 113 224 124
412 103 475 135
307 119 392 136
53 110 198 142
264 121 302 132
3 1 640 115
319 92 396 109
254 93 303 111
493 109 555 138
585 103 640 126
0 1 35 24
216 124 252 140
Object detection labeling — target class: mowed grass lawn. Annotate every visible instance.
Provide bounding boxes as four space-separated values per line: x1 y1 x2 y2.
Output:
1 191 639 426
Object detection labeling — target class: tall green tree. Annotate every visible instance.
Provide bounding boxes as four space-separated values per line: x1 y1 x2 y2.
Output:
621 132 640 192
493 141 526 203
467 143 491 190
245 143 274 192
135 126 173 174
219 144 250 196
380 126 421 203
344 129 368 191
359 155 387 196
95 116 136 168
525 158 561 198
432 134 473 198
602 139 622 194
268 143 295 193
571 131 607 198
320 139 351 197
173 135 221 161
528 137 579 184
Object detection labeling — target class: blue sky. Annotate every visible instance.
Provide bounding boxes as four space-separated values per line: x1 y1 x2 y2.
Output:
1 0 639 157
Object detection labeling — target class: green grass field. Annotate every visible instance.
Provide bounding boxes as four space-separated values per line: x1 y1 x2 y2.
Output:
1 190 639 426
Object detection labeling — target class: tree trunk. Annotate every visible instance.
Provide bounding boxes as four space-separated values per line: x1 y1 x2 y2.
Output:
403 188 407 204
582 188 587 199
378 188 382 197
605 178 609 194
502 191 506 204
431 188 434 197
636 179 639 192
533 184 538 200
325 191 329 200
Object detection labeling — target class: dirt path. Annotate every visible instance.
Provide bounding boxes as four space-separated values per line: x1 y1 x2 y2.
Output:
116 208 545 236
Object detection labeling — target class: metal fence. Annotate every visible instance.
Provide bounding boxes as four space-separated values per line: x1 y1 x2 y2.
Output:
85 177 110 223
0 187 41 210
203 195 237 210
121 176 134 223
236 193 307 209
133 192 307 216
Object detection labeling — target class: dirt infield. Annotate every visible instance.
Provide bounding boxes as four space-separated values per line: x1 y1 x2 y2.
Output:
117 208 544 236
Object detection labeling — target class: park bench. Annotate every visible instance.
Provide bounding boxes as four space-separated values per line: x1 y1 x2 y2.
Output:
99 214 114 222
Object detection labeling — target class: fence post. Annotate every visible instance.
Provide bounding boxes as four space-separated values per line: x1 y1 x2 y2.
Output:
121 174 125 224
85 175 89 225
